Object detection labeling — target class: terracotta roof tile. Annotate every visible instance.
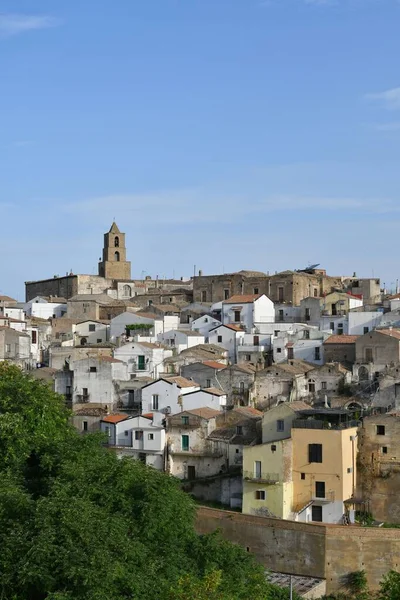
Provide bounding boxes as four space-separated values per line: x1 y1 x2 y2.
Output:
224 324 244 332
162 376 199 388
202 360 226 370
101 414 129 424
376 329 400 341
184 407 220 419
223 294 262 304
324 335 359 344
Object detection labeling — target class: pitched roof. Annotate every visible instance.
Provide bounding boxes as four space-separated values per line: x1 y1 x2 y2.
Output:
98 356 123 363
376 328 400 341
0 295 17 303
202 360 226 370
184 407 220 419
232 406 263 418
223 294 261 304
135 312 157 320
162 376 199 388
324 335 359 344
286 400 311 411
109 221 121 233
101 413 129 424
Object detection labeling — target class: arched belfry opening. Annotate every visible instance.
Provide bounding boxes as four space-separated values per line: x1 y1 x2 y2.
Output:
114 236 120 247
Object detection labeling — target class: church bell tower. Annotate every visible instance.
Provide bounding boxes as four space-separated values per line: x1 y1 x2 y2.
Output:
98 222 131 280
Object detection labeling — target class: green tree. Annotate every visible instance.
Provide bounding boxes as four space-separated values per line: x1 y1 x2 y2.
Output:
0 363 290 600
379 570 400 600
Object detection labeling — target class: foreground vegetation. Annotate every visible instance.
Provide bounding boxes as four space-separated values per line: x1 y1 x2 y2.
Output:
0 363 296 600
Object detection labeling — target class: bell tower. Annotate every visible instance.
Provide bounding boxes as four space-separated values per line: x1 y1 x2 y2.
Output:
98 222 131 280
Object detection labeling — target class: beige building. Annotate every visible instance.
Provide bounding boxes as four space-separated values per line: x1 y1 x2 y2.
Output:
243 403 359 524
358 412 400 523
323 334 358 365
355 328 400 371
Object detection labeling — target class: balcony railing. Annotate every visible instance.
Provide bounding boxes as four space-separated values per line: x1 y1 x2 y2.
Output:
243 471 280 484
76 394 90 403
292 419 360 431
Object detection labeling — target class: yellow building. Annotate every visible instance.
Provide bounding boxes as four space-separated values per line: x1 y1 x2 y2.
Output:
242 402 359 524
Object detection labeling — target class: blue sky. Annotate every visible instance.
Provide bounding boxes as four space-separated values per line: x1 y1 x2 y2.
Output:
1 0 400 299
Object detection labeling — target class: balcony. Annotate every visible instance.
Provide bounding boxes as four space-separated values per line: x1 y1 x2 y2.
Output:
292 419 360 431
169 447 224 458
76 393 90 403
243 471 280 484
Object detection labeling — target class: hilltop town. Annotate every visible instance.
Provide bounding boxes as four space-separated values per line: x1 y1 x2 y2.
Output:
3 222 400 595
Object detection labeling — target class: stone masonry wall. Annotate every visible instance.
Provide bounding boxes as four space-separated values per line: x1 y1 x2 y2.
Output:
195 506 400 593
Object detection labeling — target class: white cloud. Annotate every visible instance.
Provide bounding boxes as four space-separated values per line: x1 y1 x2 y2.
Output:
373 122 400 132
366 87 400 110
0 14 59 38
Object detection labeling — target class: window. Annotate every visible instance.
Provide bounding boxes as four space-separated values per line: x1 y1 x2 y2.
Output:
89 323 96 332
236 425 243 435
204 317 208 323
330 322 334 331
304 330 310 339
315 481 325 498
305 308 311 322
376 425 385 436
382 446 388 454
234 310 241 323
135 431 143 441
254 461 262 478
114 251 120 262
279 309 284 321
337 324 343 335
82 388 88 397
255 490 266 500
246 354 251 361
124 430 129 436
278 287 284 302
365 348 373 362
148 433 154 440
123 284 132 297
151 395 159 410
277 419 284 432
314 288 318 297
5 344 11 353
80 337 87 346
201 290 207 302
288 347 294 360
274 330 280 337
83 421 88 432
187 465 196 480
182 416 189 425
138 355 146 371
239 381 245 393
31 330 37 344
301 473 305 480
224 289 230 300
254 288 259 295
114 236 119 247
277 348 282 354
321 381 327 390
217 335 223 343
181 435 189 451
206 379 211 388
308 379 316 393
314 347 321 361
253 335 259 345
89 366 97 373
311 505 323 522
308 443 322 463
347 467 353 473
363 327 369 334
97 338 102 343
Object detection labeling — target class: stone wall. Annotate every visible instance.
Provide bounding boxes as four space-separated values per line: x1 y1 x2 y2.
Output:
195 506 400 593
25 275 79 301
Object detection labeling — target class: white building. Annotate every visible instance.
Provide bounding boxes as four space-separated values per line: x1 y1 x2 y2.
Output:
25 296 67 319
74 320 109 346
273 328 328 366
114 341 172 379
110 311 160 342
62 355 129 408
222 294 274 332
157 330 204 354
347 311 383 335
319 315 349 336
208 324 245 363
179 388 227 411
191 314 222 337
141 376 200 416
100 414 165 469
